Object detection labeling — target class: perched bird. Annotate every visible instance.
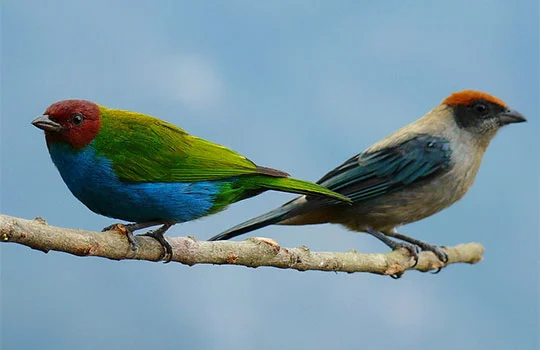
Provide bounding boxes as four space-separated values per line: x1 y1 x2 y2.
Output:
209 90 526 264
32 100 351 261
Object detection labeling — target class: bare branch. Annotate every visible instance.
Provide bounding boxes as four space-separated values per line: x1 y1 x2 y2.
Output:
0 214 484 276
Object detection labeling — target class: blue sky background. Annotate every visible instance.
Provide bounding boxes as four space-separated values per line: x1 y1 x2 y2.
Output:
1 1 539 349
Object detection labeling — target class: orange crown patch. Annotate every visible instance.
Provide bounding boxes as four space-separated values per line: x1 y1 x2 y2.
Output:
443 90 507 108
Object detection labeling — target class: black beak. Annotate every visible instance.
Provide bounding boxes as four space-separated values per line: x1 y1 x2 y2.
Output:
32 115 63 132
498 109 527 125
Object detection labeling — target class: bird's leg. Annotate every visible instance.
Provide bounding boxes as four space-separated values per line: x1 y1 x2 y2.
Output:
384 229 448 264
365 227 420 267
138 223 174 263
101 221 163 253
102 221 163 232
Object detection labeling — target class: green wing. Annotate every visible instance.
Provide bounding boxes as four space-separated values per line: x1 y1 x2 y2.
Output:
93 107 271 182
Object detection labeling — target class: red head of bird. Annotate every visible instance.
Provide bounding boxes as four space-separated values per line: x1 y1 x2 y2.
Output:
32 100 101 149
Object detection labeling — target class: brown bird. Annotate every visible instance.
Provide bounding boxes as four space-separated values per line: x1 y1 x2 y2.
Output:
209 90 526 264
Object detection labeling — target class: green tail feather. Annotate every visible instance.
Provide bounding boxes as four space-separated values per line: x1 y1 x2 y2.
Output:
209 175 351 215
259 177 352 203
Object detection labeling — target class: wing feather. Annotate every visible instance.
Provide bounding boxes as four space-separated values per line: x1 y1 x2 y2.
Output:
316 134 452 203
93 108 276 182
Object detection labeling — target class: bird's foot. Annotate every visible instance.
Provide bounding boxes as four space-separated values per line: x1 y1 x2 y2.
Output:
138 224 174 263
417 243 448 264
101 223 140 253
101 223 123 232
389 233 448 264
365 228 420 268
413 243 447 274
391 241 420 268
139 230 172 262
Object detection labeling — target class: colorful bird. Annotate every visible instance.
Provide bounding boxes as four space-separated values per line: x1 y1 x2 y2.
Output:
209 90 526 265
32 100 351 261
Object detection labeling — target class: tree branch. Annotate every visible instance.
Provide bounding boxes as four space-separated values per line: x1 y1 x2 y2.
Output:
1 214 484 277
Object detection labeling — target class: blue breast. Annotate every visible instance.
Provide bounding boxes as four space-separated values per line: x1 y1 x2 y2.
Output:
48 143 224 223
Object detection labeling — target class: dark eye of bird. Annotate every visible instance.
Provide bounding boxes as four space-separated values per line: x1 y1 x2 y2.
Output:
472 102 488 116
71 113 84 126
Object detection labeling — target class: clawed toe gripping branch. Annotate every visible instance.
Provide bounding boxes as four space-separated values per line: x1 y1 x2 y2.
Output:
0 214 484 277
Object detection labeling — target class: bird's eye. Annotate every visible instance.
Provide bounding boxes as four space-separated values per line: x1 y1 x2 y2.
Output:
473 103 488 115
71 113 84 126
